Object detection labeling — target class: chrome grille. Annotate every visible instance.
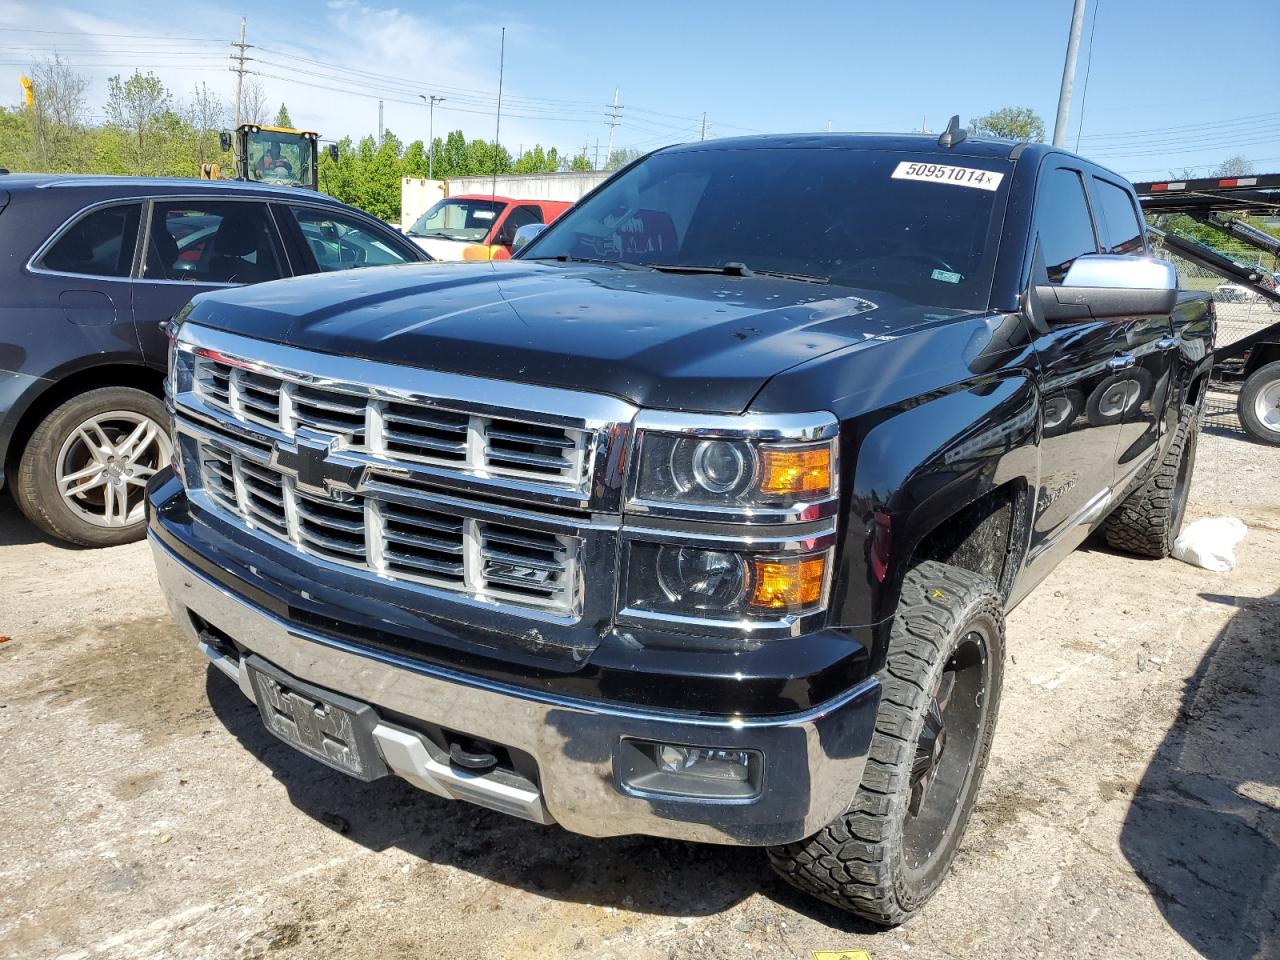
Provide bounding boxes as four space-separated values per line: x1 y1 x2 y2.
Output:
197 444 578 611
194 356 590 488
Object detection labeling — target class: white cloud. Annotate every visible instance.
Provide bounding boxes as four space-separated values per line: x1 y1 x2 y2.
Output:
2 0 600 156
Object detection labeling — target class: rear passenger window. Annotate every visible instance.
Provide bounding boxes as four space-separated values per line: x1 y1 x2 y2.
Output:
145 202 285 284
1092 178 1145 255
1036 168 1098 283
40 204 141 277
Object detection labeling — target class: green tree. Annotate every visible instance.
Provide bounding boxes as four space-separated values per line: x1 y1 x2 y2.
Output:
969 107 1046 143
440 130 470 177
186 81 227 170
606 148 641 170
0 105 32 171
564 148 593 172
1213 156 1253 178
356 129 405 220
274 102 292 129
28 55 89 171
402 139 429 178
105 70 172 175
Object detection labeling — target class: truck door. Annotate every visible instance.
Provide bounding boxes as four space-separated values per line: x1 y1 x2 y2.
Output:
1086 173 1176 491
1024 162 1123 557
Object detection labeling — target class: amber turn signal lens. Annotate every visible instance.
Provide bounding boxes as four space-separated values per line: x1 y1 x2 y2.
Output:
760 447 831 497
461 244 497 261
749 555 827 610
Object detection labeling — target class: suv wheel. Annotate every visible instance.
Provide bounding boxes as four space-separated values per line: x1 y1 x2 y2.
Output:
767 561 1005 926
1238 360 1280 445
1104 400 1200 558
15 387 171 547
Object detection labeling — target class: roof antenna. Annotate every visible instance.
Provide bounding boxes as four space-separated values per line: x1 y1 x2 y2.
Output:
937 115 966 148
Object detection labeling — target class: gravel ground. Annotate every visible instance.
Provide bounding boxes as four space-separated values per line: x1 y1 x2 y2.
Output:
1 426 1277 960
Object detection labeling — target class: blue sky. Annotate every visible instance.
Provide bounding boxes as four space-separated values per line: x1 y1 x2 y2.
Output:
3 0 1278 179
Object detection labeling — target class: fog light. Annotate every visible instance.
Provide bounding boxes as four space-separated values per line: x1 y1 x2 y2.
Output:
657 745 753 782
617 739 763 800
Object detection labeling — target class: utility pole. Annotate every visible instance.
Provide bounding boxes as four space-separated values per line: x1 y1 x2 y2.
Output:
378 100 384 142
419 94 445 179
700 112 708 141
1052 0 1087 147
605 88 622 168
594 138 599 170
232 18 247 127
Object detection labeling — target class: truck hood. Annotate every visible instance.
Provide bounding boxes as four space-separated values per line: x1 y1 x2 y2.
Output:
184 261 963 413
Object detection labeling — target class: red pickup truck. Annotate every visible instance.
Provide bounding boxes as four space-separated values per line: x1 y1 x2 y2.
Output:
403 194 573 261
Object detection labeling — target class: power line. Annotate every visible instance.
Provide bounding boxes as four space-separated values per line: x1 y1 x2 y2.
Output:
0 24 223 42
1073 0 1101 152
1079 111 1280 141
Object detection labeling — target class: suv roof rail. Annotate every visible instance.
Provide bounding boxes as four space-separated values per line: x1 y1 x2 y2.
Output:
937 115 967 148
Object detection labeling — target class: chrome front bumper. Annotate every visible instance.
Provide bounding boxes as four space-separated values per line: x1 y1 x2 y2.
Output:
151 533 879 846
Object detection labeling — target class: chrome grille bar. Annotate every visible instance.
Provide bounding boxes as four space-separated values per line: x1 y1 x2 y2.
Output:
196 442 580 613
194 354 593 490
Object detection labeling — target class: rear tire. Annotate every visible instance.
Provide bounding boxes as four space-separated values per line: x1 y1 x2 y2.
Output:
14 386 170 547
1238 360 1280 446
767 561 1005 926
1104 401 1200 558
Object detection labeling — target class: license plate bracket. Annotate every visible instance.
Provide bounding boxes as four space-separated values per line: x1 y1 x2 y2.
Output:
245 655 388 781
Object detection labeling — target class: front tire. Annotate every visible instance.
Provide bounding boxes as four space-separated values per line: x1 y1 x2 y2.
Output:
1238 360 1280 445
767 561 1005 926
14 386 171 547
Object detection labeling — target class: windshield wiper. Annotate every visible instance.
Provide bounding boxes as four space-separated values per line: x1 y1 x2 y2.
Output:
408 231 460 240
646 262 830 284
526 255 648 269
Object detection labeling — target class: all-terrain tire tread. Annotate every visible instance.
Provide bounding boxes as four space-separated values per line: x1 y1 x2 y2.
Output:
767 560 1004 926
1104 401 1200 558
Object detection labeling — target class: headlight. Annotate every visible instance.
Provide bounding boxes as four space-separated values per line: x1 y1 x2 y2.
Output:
628 412 839 520
621 538 834 629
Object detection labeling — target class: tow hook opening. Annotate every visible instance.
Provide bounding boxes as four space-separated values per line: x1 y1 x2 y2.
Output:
447 736 501 772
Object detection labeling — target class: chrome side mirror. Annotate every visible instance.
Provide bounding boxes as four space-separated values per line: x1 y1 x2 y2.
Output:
511 222 548 255
1036 255 1178 323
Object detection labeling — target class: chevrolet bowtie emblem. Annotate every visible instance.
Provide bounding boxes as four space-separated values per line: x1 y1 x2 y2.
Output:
271 435 365 500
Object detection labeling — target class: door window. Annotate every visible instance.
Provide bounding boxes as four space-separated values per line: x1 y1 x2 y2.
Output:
1092 178 1146 256
1036 168 1099 283
39 203 141 278
145 202 285 284
496 204 543 246
287 206 418 271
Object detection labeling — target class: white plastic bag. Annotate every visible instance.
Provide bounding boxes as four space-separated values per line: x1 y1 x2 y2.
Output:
1171 517 1248 572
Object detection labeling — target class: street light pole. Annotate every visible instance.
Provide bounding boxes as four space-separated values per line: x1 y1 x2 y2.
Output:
1052 0 1087 147
419 94 445 179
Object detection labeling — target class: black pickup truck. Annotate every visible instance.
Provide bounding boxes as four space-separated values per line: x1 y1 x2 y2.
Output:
147 130 1213 924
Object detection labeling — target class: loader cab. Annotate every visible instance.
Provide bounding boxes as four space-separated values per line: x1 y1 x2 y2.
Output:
226 125 326 192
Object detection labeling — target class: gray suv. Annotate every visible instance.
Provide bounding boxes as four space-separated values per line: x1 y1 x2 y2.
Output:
0 173 429 546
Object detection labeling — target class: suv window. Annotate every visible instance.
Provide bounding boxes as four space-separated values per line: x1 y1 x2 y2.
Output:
145 202 285 284
1037 168 1099 283
287 206 416 271
40 203 141 278
1092 177 1145 255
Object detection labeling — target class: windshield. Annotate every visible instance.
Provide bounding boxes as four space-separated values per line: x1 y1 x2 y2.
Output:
522 146 1012 309
408 199 507 241
246 131 314 188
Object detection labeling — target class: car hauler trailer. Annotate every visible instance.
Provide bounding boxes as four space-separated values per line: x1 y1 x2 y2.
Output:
1136 173 1280 443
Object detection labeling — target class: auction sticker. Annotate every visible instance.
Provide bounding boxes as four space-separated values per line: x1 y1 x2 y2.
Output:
892 161 1004 191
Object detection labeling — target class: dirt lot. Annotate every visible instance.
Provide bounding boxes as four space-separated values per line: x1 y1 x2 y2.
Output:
1 423 1277 960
